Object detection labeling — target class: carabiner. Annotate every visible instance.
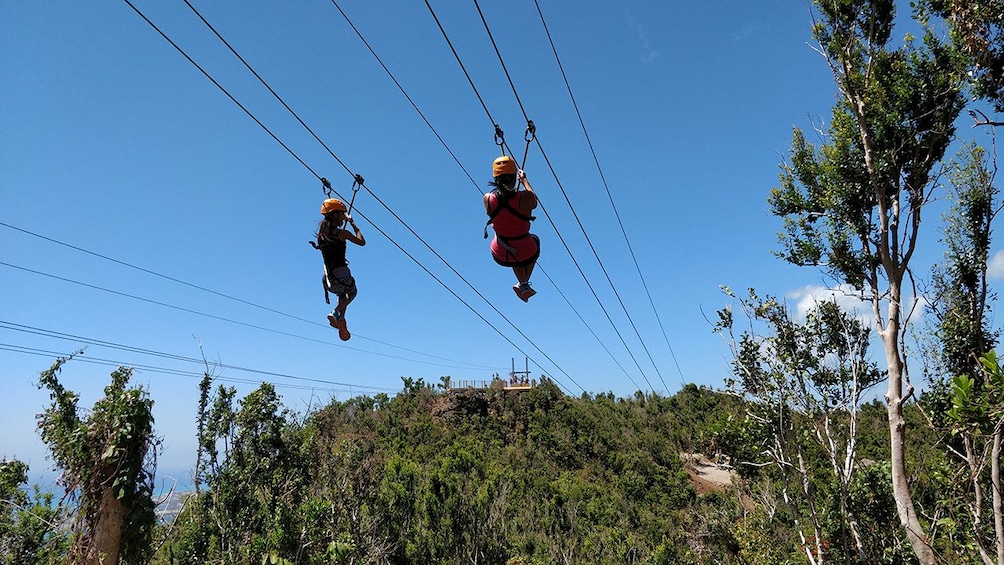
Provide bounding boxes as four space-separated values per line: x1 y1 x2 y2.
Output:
524 119 536 142
493 123 505 147
346 173 364 219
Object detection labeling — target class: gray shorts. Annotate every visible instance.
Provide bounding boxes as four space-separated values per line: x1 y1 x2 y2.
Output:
324 265 357 301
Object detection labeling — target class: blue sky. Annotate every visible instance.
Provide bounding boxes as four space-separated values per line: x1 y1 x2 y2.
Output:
3 1 997 484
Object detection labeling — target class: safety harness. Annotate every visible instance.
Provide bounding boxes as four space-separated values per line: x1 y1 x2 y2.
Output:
310 175 363 304
483 119 536 240
483 189 535 238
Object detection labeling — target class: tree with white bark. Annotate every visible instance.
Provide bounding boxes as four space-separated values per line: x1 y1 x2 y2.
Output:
769 1 966 561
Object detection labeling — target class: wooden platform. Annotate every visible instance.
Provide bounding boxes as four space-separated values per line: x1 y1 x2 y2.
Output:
447 378 536 392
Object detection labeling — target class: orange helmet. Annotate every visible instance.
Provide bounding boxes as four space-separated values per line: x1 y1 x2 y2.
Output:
321 198 347 215
493 155 517 177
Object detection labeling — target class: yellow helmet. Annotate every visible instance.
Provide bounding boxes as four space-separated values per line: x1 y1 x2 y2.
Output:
320 198 347 215
493 155 517 177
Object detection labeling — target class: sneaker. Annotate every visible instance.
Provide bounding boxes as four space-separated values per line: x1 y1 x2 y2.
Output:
335 317 350 341
326 310 342 328
514 283 536 302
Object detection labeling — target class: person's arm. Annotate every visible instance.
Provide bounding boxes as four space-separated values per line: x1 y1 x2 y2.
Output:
518 170 533 194
518 170 538 213
340 215 366 246
484 192 494 215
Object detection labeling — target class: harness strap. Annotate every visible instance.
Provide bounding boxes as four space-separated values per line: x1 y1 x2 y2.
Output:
309 240 332 304
310 235 350 304
483 190 535 238
497 233 531 242
496 232 530 250
494 234 517 255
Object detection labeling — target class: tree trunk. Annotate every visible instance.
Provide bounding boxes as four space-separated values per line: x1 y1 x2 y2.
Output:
883 329 936 564
86 485 126 565
963 434 997 565
993 420 1004 565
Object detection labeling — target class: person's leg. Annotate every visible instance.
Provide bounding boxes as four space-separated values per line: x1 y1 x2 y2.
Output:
512 262 537 301
512 236 539 301
326 268 356 340
512 265 530 284
518 262 534 285
496 235 538 301
331 294 351 341
335 294 352 318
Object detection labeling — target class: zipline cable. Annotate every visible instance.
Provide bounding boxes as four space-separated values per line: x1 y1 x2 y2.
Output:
536 265 637 390
122 0 324 182
122 0 582 394
427 0 658 391
325 2 641 389
181 0 357 180
471 0 669 393
532 196 654 391
0 321 397 392
0 261 489 370
2 344 377 396
471 0 530 122
326 0 479 190
422 0 500 135
170 1 584 394
354 180 585 394
420 0 522 170
0 220 492 371
531 0 686 386
533 143 663 391
2 345 373 393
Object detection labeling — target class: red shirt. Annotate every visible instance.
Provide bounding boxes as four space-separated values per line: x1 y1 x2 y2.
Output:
487 191 532 238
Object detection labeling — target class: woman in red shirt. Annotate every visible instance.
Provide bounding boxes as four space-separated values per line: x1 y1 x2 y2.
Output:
483 155 540 302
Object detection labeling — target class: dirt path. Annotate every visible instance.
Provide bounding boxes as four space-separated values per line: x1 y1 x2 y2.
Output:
680 453 736 494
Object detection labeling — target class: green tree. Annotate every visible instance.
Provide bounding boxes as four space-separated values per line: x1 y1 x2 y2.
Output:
922 0 1004 113
199 382 312 564
945 353 1004 564
0 458 68 564
769 1 965 560
929 142 1000 389
305 380 697 564
36 355 159 565
923 141 1003 563
162 382 309 565
715 288 885 563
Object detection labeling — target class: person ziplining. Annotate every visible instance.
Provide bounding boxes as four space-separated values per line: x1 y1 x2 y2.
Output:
311 178 366 341
484 155 539 302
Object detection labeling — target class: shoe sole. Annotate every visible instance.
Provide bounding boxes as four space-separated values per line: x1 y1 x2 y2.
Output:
327 314 338 328
513 285 532 302
335 319 350 341
514 285 535 302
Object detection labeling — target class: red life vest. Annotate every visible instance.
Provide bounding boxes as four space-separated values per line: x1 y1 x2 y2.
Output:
486 190 533 237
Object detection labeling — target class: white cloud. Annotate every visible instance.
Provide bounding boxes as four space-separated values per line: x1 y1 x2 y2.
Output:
785 284 928 329
988 250 1004 279
731 22 754 42
787 284 870 321
623 9 657 64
